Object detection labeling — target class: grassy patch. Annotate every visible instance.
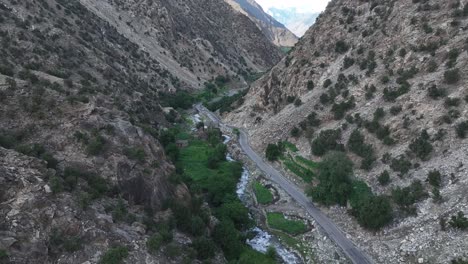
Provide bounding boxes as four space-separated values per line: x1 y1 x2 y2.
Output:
179 140 212 181
284 155 314 182
267 212 308 236
253 182 273 204
283 141 298 152
295 156 318 169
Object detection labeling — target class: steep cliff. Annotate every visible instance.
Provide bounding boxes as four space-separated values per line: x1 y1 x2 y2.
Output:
227 0 468 262
225 0 298 47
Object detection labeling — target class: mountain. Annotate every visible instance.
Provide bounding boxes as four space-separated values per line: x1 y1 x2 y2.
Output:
225 0 298 47
226 0 468 262
81 0 283 89
268 7 319 37
0 0 281 263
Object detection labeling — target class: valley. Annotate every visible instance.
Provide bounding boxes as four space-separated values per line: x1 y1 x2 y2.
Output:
0 0 468 263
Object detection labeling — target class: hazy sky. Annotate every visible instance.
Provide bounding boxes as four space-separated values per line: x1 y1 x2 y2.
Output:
255 0 331 13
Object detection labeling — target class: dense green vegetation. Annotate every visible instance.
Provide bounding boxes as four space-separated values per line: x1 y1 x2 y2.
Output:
267 213 308 236
99 246 129 264
253 182 273 204
308 152 393 230
161 127 276 263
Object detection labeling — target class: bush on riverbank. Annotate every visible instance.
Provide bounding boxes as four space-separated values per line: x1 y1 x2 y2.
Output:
254 182 273 204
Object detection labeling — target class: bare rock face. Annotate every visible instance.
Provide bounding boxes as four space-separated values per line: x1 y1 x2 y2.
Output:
81 0 283 88
225 0 298 47
226 0 468 262
0 147 191 264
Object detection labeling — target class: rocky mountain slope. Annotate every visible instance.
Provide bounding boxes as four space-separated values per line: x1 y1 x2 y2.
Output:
226 0 468 263
81 0 282 88
225 0 298 47
0 0 279 263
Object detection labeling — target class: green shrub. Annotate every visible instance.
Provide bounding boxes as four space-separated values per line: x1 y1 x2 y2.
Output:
293 98 302 107
124 147 146 162
49 175 64 194
343 57 355 69
265 143 283 161
427 85 446 99
311 129 344 156
444 68 460 84
192 237 216 260
378 170 391 186
99 246 129 264
452 258 468 264
331 98 355 120
323 79 332 88
392 180 428 214
290 126 301 137
147 234 163 254
456 121 468 138
335 40 350 54
307 112 321 127
408 130 433 160
390 155 412 176
87 135 106 155
444 97 461 108
253 182 273 204
390 105 402 115
49 229 82 253
307 80 315 90
427 170 442 188
449 211 468 230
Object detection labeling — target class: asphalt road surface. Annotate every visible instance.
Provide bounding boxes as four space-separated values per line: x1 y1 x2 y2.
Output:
195 104 374 264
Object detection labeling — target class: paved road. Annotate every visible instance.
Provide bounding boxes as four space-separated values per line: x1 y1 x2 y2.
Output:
195 104 374 264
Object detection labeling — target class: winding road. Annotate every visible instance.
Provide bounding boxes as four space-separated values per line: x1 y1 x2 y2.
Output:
195 104 373 264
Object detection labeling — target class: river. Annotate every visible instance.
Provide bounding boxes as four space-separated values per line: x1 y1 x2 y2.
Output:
223 135 302 264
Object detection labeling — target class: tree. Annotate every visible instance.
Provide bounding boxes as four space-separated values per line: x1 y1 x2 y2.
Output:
192 236 216 260
212 220 244 260
311 129 344 156
352 195 393 230
307 80 315 90
427 170 442 188
444 68 460 84
409 130 433 160
309 152 353 206
265 143 282 161
449 211 468 230
378 170 391 186
290 126 301 137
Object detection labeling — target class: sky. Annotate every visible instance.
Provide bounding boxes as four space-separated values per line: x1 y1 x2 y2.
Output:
255 0 331 13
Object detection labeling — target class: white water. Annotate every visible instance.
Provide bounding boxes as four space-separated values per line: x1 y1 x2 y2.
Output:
222 133 301 264
247 227 301 264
